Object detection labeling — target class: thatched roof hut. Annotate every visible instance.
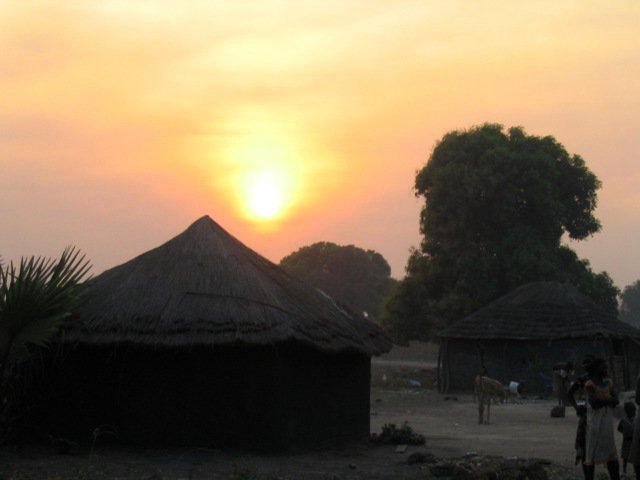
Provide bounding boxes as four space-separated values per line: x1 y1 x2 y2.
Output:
64 215 389 355
437 282 640 393
35 216 391 449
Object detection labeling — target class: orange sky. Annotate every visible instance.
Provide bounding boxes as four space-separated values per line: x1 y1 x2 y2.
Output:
1 1 640 289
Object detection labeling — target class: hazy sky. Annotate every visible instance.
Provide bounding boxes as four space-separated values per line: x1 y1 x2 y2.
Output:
2 1 639 290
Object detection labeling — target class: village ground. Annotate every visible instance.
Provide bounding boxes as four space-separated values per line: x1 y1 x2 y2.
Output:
0 343 627 479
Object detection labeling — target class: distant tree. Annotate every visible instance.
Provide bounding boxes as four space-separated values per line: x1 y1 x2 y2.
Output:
0 247 91 437
381 124 619 342
620 280 640 327
378 249 438 343
280 242 397 321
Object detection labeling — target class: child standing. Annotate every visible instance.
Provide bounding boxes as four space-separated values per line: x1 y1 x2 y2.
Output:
618 401 637 475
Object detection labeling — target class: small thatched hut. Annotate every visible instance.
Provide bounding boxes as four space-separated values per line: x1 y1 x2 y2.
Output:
34 216 391 449
437 282 640 393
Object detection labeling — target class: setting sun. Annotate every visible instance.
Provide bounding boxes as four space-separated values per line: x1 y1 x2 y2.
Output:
226 136 299 223
244 170 288 220
210 108 310 225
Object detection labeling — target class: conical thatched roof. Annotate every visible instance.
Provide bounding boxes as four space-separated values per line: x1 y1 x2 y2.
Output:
64 216 391 355
438 281 640 340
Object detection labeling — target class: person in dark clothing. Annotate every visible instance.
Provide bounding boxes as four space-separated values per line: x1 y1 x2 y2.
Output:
568 355 594 478
626 373 640 479
618 401 636 474
554 361 575 407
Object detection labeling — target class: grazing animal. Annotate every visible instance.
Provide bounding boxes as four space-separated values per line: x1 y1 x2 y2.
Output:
476 375 506 424
473 375 505 405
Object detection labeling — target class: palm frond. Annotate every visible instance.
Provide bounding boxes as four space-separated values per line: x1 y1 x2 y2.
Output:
0 247 91 366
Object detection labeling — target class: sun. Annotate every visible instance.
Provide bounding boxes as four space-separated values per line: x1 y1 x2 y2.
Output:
209 107 311 225
244 170 287 220
222 133 300 223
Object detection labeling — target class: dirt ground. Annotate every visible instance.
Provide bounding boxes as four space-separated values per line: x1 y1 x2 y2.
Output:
0 343 626 479
371 341 586 465
370 389 589 469
1 390 604 479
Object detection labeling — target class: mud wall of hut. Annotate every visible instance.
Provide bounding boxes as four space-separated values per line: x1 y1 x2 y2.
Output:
439 338 640 394
28 344 370 450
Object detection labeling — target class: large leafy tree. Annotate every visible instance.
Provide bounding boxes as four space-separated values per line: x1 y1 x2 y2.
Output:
381 124 618 341
620 280 640 327
280 242 397 321
0 247 91 434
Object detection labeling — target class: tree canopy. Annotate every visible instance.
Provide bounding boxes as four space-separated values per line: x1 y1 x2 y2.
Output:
280 242 397 321
620 280 640 327
381 124 619 342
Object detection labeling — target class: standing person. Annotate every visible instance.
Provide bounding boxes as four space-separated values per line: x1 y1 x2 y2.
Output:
617 401 636 475
626 373 640 479
568 355 594 478
554 361 575 407
583 358 620 480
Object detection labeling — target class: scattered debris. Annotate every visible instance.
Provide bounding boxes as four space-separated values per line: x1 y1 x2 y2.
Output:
415 455 554 480
370 422 426 445
428 462 456 477
443 395 458 401
407 451 436 465
395 444 408 453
